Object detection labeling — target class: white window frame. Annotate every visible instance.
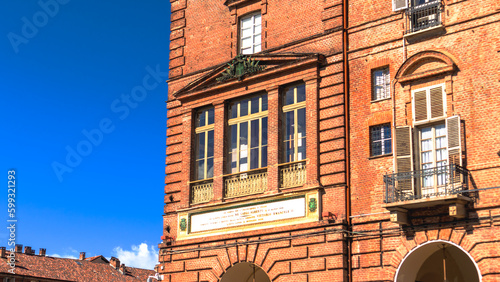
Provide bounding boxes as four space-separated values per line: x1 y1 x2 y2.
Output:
372 67 390 101
239 13 262 55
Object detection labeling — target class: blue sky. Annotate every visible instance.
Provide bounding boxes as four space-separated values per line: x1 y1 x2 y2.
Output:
0 1 170 269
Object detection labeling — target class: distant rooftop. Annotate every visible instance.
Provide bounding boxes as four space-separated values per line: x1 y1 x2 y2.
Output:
0 245 158 282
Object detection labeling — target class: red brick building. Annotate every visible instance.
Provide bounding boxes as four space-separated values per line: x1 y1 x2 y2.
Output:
159 0 500 281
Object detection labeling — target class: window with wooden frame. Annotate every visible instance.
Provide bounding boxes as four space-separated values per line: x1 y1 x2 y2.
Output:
412 83 446 124
240 12 262 55
227 93 268 173
370 123 392 157
372 67 390 101
194 107 215 181
282 83 306 163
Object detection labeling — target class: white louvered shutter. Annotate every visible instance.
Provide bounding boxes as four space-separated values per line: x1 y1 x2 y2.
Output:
393 0 408 11
395 126 413 191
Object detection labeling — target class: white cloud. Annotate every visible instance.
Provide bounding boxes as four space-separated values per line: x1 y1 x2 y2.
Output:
112 243 158 270
50 253 78 259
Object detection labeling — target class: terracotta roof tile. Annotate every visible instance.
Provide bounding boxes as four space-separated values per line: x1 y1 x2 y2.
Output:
0 251 157 282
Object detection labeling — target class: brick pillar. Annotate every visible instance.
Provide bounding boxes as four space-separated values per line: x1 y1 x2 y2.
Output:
267 86 280 193
213 102 226 201
180 109 193 207
305 78 321 188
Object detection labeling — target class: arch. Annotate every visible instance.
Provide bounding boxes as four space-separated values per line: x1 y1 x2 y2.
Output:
220 262 271 282
396 50 457 83
395 240 482 282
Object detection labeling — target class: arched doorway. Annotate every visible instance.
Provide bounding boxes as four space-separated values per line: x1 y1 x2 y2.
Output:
220 262 271 282
395 240 481 282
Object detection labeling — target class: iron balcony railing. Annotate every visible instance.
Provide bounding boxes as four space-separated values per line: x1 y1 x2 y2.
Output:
384 164 470 204
405 0 441 34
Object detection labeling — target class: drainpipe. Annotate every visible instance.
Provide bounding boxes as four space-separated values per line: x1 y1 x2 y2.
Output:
342 0 352 281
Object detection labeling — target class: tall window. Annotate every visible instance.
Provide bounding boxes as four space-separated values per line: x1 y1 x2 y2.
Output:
420 123 447 193
195 108 214 180
282 84 306 162
228 93 268 173
372 67 390 101
370 124 392 156
240 13 261 55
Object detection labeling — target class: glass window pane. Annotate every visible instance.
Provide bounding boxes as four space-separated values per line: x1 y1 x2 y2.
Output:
254 44 261 53
241 37 252 49
241 17 252 28
384 139 392 154
297 108 306 138
206 158 214 179
198 110 206 127
207 108 214 125
230 102 237 119
261 145 267 167
421 127 432 139
285 87 294 105
230 153 237 173
241 28 252 38
254 14 261 25
230 124 238 150
383 125 391 138
297 84 306 102
261 95 268 111
284 141 293 162
261 117 268 146
207 130 214 157
298 138 306 160
251 96 260 114
241 48 252 55
250 148 259 170
254 34 261 44
421 138 432 151
197 132 205 159
285 111 294 140
197 160 205 180
250 119 259 148
240 99 249 117
240 122 248 148
372 141 382 156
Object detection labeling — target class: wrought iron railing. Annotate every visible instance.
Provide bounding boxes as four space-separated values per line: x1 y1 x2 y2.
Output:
405 0 441 34
280 161 307 188
224 168 267 198
384 164 470 204
190 179 214 204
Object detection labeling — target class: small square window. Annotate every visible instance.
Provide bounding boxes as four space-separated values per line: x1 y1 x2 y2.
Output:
370 124 392 156
372 67 390 101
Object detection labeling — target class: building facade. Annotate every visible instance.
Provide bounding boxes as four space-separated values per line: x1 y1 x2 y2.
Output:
158 0 500 281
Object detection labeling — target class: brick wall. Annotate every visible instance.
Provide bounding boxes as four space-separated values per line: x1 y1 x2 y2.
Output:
161 0 500 280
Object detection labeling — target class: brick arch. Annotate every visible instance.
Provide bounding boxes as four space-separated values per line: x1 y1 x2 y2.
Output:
389 230 483 282
395 50 457 83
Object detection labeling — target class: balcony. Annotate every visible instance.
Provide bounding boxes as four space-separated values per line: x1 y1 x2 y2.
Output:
224 168 267 198
384 164 472 224
405 1 442 35
279 161 306 189
190 180 214 204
